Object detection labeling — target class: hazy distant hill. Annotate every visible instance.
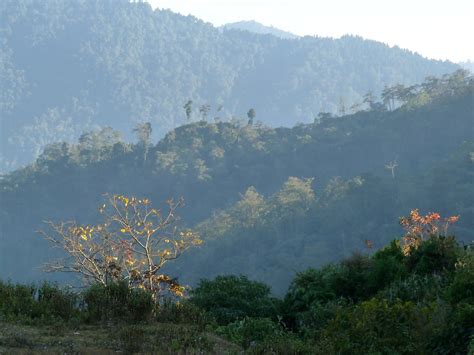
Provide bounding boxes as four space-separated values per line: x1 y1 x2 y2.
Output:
459 60 474 73
1 72 472 291
220 20 299 39
0 0 459 172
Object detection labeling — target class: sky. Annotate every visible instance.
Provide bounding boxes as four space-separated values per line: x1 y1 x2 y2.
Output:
146 0 473 63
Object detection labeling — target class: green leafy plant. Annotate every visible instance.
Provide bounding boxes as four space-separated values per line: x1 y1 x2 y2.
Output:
191 275 279 325
82 281 154 323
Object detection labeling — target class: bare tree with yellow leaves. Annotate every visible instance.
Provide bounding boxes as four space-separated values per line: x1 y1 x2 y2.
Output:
40 194 202 299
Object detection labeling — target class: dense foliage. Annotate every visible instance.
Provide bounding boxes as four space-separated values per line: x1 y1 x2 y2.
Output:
1 71 472 292
0 0 459 170
1 235 472 353
282 236 474 354
2 2 472 352
190 275 279 325
220 20 299 39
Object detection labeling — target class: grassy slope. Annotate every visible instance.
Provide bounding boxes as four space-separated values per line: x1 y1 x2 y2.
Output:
0 322 240 354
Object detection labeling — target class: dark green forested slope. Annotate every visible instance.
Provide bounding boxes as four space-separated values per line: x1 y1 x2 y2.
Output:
175 141 474 294
0 72 472 291
0 0 459 171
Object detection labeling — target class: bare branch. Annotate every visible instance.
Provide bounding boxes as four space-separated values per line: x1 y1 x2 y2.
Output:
39 194 201 299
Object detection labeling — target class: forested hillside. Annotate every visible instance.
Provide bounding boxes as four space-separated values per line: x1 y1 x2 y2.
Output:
0 0 459 171
220 20 299 39
1 71 472 292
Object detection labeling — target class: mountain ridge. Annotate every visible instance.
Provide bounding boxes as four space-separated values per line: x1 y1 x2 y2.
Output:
220 20 299 39
0 0 459 172
1 71 472 292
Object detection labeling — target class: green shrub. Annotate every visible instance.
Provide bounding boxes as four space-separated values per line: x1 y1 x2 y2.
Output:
295 299 349 338
315 298 437 354
284 250 402 322
428 302 474 354
378 273 446 303
34 282 78 320
446 250 474 304
406 236 460 275
217 317 282 349
155 299 216 330
283 266 339 329
0 281 36 319
283 254 381 331
332 253 373 301
369 240 407 290
190 275 278 325
0 281 77 322
82 281 153 323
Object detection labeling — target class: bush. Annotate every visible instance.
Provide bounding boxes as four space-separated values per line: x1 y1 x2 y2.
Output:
217 317 282 349
446 250 474 304
0 281 36 320
332 253 373 301
35 282 78 320
217 317 312 353
155 299 216 330
283 266 340 329
378 273 446 303
315 298 435 354
82 281 154 323
0 281 77 322
428 302 474 354
406 236 460 275
294 299 349 338
283 253 383 331
190 275 278 325
284 251 400 319
368 240 407 290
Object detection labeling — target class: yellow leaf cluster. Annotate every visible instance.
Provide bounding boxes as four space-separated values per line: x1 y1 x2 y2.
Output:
71 225 94 241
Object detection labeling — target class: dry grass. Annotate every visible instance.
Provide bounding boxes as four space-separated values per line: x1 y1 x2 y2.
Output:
0 322 240 354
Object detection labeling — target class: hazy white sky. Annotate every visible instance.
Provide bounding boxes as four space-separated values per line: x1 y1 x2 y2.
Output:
146 0 473 62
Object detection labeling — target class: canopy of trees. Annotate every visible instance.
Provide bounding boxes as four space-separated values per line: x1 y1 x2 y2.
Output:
0 0 460 171
0 71 473 293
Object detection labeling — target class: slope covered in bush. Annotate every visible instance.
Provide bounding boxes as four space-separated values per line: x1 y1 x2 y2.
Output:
3 233 471 353
0 72 472 290
0 0 459 170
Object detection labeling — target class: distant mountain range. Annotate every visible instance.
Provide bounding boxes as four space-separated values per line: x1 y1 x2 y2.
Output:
220 20 299 39
459 60 474 73
0 0 459 172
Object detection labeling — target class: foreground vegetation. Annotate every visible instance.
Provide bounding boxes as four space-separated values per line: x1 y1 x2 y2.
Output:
1 232 473 354
0 320 238 354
